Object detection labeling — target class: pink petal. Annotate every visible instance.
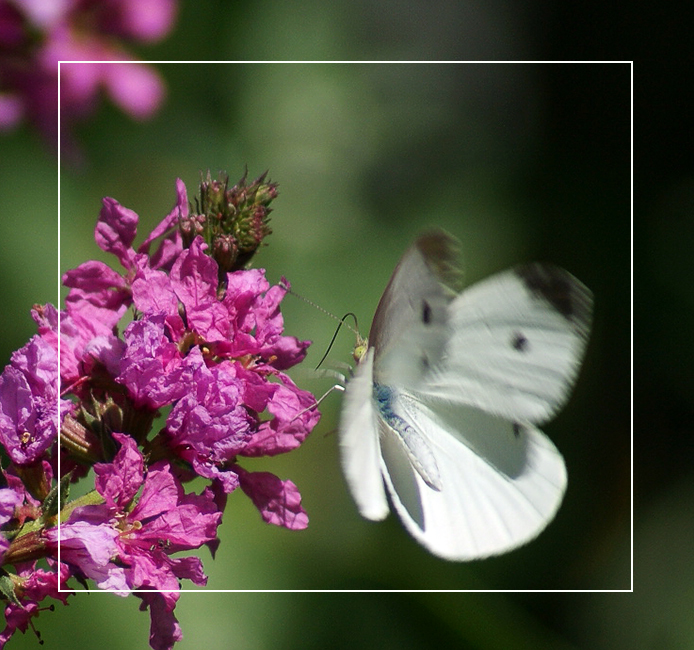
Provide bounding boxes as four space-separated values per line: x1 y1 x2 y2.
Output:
104 62 165 120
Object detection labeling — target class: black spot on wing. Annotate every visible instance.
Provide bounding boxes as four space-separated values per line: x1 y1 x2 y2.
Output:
512 422 522 438
420 354 430 372
511 331 528 351
422 299 432 324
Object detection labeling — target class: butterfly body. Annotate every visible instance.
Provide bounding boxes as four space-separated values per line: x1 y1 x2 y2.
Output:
339 230 592 561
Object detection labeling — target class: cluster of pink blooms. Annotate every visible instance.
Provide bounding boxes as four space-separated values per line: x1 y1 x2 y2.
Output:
0 172 320 649
0 0 175 149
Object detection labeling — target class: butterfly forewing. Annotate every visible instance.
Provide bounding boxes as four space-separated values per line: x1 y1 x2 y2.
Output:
369 232 460 389
418 263 592 424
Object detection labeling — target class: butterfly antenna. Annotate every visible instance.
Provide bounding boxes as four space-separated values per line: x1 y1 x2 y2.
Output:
280 281 359 334
279 280 363 368
314 312 361 370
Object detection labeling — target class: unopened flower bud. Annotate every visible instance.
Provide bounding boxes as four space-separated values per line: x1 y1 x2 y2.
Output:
198 171 229 216
188 169 278 274
254 182 279 206
179 213 206 247
212 233 239 275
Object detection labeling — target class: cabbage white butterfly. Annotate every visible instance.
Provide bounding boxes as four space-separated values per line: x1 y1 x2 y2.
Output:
338 230 592 560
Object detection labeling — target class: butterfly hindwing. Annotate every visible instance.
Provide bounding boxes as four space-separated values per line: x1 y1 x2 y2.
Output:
379 393 567 560
338 348 388 521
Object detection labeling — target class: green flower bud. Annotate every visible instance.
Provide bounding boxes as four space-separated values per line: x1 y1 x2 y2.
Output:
186 169 278 275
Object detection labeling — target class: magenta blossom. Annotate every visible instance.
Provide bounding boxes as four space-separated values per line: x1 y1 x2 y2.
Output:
0 487 22 560
50 433 220 650
0 333 61 466
62 179 187 333
0 562 73 648
62 179 318 523
0 462 71 647
54 434 221 591
0 172 319 650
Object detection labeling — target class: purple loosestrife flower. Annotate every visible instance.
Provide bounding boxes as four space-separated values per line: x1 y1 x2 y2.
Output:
120 238 317 525
62 179 187 335
48 434 219 650
0 0 176 151
0 563 72 647
0 333 61 467
0 463 73 647
0 488 22 560
65 174 316 478
62 174 318 527
0 171 318 649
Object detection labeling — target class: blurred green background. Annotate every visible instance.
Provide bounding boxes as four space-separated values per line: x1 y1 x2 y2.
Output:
0 27 638 650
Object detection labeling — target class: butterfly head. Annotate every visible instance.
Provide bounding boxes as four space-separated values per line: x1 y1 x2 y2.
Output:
352 333 369 364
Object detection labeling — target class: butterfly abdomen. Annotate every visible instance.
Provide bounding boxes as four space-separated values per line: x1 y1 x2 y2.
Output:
373 383 442 491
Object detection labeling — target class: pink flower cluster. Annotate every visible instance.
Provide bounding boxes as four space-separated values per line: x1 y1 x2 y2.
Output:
0 175 320 649
0 0 175 149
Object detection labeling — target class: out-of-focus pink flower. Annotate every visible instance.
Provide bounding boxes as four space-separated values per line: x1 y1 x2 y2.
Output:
0 0 176 150
0 93 22 130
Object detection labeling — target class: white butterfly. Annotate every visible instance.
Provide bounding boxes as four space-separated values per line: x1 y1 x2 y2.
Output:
338 230 592 561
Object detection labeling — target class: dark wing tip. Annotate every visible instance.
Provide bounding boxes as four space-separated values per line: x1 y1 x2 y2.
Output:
415 229 463 292
514 263 593 339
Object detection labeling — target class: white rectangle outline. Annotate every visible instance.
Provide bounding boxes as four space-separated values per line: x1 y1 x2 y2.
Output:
56 60 635 594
